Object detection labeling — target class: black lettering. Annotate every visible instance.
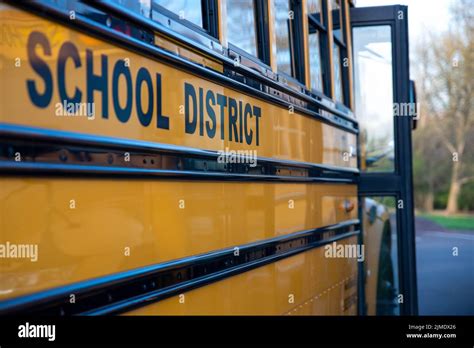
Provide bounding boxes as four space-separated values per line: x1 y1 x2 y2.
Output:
57 42 82 110
228 97 238 142
156 73 169 129
216 94 227 141
238 101 243 143
135 67 153 127
26 31 53 108
184 82 197 134
112 60 132 123
199 87 204 136
253 106 261 146
244 103 253 145
205 90 216 138
86 50 108 118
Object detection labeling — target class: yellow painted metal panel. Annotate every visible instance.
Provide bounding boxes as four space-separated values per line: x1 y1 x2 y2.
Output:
0 4 356 169
124 236 358 315
153 32 223 72
0 3 364 316
0 178 357 300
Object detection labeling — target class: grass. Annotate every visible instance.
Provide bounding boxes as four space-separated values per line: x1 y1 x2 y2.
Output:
420 213 474 231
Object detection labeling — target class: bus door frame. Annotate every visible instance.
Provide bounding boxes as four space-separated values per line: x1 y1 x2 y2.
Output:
350 5 418 316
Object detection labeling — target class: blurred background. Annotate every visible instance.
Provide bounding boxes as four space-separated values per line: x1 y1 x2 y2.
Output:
358 0 473 315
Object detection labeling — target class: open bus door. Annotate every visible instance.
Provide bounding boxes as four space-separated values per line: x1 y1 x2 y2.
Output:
350 5 418 315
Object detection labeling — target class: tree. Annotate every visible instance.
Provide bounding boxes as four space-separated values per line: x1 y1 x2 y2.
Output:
414 0 474 214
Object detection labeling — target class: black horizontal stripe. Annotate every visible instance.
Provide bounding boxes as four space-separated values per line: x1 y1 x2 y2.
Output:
9 0 358 135
0 124 358 183
0 220 360 316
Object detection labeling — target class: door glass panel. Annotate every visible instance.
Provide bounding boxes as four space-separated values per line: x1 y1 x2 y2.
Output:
363 197 400 315
353 25 395 172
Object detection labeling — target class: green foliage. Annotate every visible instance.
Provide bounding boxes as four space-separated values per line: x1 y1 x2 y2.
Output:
421 214 474 230
411 0 474 212
459 182 474 211
373 196 396 209
434 192 448 210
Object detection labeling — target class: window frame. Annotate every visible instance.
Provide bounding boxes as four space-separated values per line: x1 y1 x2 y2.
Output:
272 0 306 85
307 27 324 93
330 0 350 107
152 0 219 40
307 0 331 97
226 0 271 67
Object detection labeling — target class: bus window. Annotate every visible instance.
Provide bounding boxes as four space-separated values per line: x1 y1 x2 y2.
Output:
273 0 304 82
308 30 323 92
353 25 395 172
364 197 400 316
307 0 328 95
331 0 343 42
274 0 293 77
153 0 204 28
333 42 344 103
226 0 259 57
330 0 347 105
111 0 151 18
307 0 322 23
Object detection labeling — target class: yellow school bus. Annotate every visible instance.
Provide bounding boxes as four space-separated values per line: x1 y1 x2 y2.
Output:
0 0 418 315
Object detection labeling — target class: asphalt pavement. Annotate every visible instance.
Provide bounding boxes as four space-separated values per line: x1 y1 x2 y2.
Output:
415 217 474 315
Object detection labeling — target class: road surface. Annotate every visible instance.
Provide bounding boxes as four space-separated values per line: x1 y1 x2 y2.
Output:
415 217 474 315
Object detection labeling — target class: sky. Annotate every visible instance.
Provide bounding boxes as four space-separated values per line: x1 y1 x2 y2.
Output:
356 0 454 48
355 0 455 78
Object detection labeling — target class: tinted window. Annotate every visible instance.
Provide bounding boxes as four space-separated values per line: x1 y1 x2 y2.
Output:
154 0 203 27
307 0 321 15
308 31 323 92
331 0 343 42
333 43 343 103
113 0 151 18
226 0 259 57
353 25 395 172
363 197 400 315
274 0 293 76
